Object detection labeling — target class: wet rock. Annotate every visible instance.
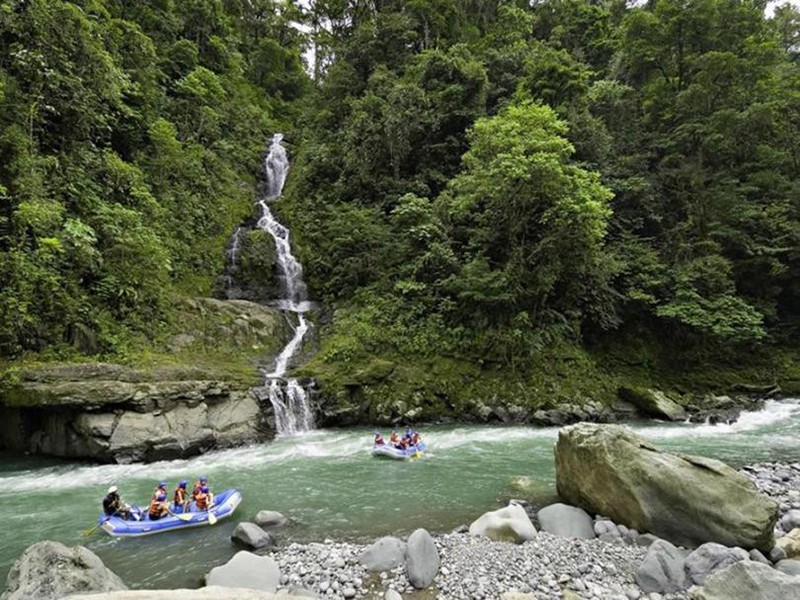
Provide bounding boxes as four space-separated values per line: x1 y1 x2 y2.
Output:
231 522 275 550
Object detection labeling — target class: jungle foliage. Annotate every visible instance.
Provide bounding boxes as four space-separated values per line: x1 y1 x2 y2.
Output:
285 0 800 380
0 0 306 355
2 0 800 391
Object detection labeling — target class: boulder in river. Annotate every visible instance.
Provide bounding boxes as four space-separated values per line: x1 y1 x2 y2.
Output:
1 540 127 600
555 423 778 551
231 522 275 550
617 387 686 420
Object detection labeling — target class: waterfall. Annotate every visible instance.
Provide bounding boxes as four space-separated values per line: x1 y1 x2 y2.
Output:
258 134 314 435
222 226 244 296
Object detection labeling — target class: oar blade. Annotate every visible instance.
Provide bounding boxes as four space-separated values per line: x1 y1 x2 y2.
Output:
208 512 217 525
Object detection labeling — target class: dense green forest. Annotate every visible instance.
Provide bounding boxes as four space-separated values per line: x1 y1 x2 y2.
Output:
2 0 800 405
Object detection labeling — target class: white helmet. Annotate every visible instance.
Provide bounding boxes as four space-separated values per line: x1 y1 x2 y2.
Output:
107 485 118 494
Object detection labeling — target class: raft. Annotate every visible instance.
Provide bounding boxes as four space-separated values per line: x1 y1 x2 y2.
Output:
372 441 427 460
98 488 242 537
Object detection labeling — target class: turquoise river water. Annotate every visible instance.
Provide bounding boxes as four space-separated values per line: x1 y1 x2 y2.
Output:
1 399 799 589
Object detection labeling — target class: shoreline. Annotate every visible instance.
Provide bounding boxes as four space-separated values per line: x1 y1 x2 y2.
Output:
212 461 800 600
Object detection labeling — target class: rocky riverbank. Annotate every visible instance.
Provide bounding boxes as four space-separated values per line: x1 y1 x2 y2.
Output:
4 460 799 600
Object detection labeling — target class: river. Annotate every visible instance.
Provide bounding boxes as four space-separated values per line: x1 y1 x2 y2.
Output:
1 399 799 589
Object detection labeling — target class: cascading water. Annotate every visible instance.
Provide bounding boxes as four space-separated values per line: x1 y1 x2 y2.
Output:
258 134 314 435
222 226 244 295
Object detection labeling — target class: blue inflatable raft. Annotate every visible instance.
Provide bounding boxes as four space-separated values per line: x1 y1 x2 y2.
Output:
98 488 242 537
372 441 427 460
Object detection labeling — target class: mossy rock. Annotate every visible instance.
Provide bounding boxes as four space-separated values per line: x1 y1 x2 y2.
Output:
352 359 396 385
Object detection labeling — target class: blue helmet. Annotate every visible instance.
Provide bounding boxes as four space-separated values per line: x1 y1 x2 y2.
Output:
158 481 167 489
200 485 209 493
178 480 188 488
156 492 167 501
199 476 207 483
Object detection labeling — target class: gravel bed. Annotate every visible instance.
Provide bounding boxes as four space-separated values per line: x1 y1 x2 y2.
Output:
266 461 800 600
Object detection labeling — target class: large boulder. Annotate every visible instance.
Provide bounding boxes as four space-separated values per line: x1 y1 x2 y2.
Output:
405 529 439 589
469 503 537 543
618 387 686 421
1 541 127 600
689 561 800 600
536 503 595 539
205 551 280 591
555 423 778 551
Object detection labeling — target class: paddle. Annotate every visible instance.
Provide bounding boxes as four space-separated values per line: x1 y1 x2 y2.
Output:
207 499 217 525
82 509 117 537
167 507 193 521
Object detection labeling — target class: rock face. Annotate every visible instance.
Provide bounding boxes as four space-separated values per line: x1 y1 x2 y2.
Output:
555 423 778 551
0 298 295 463
0 364 268 463
0 366 268 463
1 541 127 600
689 561 800 600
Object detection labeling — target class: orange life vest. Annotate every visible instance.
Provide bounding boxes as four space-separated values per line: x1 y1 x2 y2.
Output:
149 496 164 518
173 487 186 505
195 491 209 510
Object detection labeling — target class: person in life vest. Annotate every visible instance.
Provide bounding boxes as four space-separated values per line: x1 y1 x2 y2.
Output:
149 482 170 520
194 485 213 510
373 431 385 445
173 480 189 513
102 486 133 520
192 476 208 499
389 431 401 449
411 431 420 446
